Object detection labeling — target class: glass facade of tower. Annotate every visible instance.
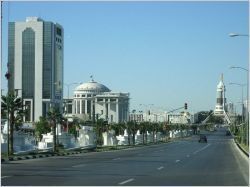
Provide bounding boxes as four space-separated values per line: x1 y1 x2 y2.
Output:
8 22 15 90
22 28 35 98
8 17 64 122
43 22 53 99
54 25 63 101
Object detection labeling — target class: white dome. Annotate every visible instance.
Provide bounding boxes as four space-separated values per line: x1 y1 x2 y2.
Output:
75 80 110 93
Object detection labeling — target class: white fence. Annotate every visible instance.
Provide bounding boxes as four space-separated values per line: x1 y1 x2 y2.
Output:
1 126 193 152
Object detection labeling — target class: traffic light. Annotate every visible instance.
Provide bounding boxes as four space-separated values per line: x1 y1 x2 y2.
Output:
148 110 150 115
184 103 187 110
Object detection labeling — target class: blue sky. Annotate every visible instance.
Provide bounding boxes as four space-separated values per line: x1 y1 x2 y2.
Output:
1 1 249 113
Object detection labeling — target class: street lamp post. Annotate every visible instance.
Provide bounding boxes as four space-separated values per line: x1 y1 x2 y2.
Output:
230 66 249 145
229 83 246 123
229 32 249 145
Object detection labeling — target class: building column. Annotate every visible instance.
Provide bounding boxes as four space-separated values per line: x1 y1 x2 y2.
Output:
116 99 119 123
74 100 77 114
108 99 111 123
79 99 82 114
85 99 88 115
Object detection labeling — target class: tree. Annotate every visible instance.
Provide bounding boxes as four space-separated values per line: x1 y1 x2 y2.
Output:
151 123 160 143
35 117 51 142
126 121 138 145
47 107 63 152
68 117 81 139
196 111 211 123
1 91 25 155
139 122 147 144
94 119 108 145
159 123 169 141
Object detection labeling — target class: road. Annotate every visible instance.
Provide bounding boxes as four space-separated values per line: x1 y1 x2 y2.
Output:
1 127 249 186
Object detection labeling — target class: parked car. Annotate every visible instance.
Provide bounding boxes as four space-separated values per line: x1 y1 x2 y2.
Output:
198 134 207 143
226 130 231 136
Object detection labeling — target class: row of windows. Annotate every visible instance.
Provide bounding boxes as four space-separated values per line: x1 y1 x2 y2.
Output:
56 37 62 43
22 28 35 98
43 22 53 99
56 27 62 36
57 44 62 50
75 94 95 98
74 98 119 103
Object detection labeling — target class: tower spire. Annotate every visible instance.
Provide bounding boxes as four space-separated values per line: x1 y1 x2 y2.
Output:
221 73 223 81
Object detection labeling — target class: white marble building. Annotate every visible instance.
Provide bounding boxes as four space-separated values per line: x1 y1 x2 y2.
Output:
167 112 194 124
65 79 129 124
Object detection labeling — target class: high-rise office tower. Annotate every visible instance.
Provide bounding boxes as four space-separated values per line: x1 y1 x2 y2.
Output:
7 17 63 122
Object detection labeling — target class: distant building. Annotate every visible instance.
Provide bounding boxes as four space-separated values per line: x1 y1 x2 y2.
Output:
7 17 64 122
65 79 129 124
226 102 235 115
129 112 144 123
167 112 194 124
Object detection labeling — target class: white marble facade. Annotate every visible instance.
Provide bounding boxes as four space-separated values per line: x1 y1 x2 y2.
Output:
66 79 129 124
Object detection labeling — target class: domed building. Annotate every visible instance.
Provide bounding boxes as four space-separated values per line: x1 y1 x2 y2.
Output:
65 79 129 124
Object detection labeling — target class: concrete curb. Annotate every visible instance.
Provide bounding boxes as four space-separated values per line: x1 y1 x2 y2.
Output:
1 150 87 163
234 140 249 157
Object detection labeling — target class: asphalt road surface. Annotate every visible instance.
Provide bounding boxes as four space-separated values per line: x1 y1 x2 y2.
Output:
1 127 249 186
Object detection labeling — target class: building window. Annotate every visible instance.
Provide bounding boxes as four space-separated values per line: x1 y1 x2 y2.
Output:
68 104 72 114
56 27 62 36
22 28 35 98
81 100 85 114
87 100 91 114
77 100 80 114
25 101 32 122
97 98 103 102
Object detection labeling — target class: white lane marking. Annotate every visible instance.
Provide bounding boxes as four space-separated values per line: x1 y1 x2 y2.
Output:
157 166 164 170
72 164 86 168
1 176 11 179
119 178 134 185
193 143 211 154
186 154 190 157
113 158 121 161
175 159 180 163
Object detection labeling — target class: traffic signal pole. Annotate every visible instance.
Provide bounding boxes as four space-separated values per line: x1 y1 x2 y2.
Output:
165 103 188 123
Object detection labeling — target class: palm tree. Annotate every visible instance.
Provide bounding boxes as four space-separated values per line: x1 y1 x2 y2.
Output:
152 122 160 143
126 121 138 145
47 107 63 152
139 122 147 144
1 91 25 155
68 117 81 139
94 119 108 146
